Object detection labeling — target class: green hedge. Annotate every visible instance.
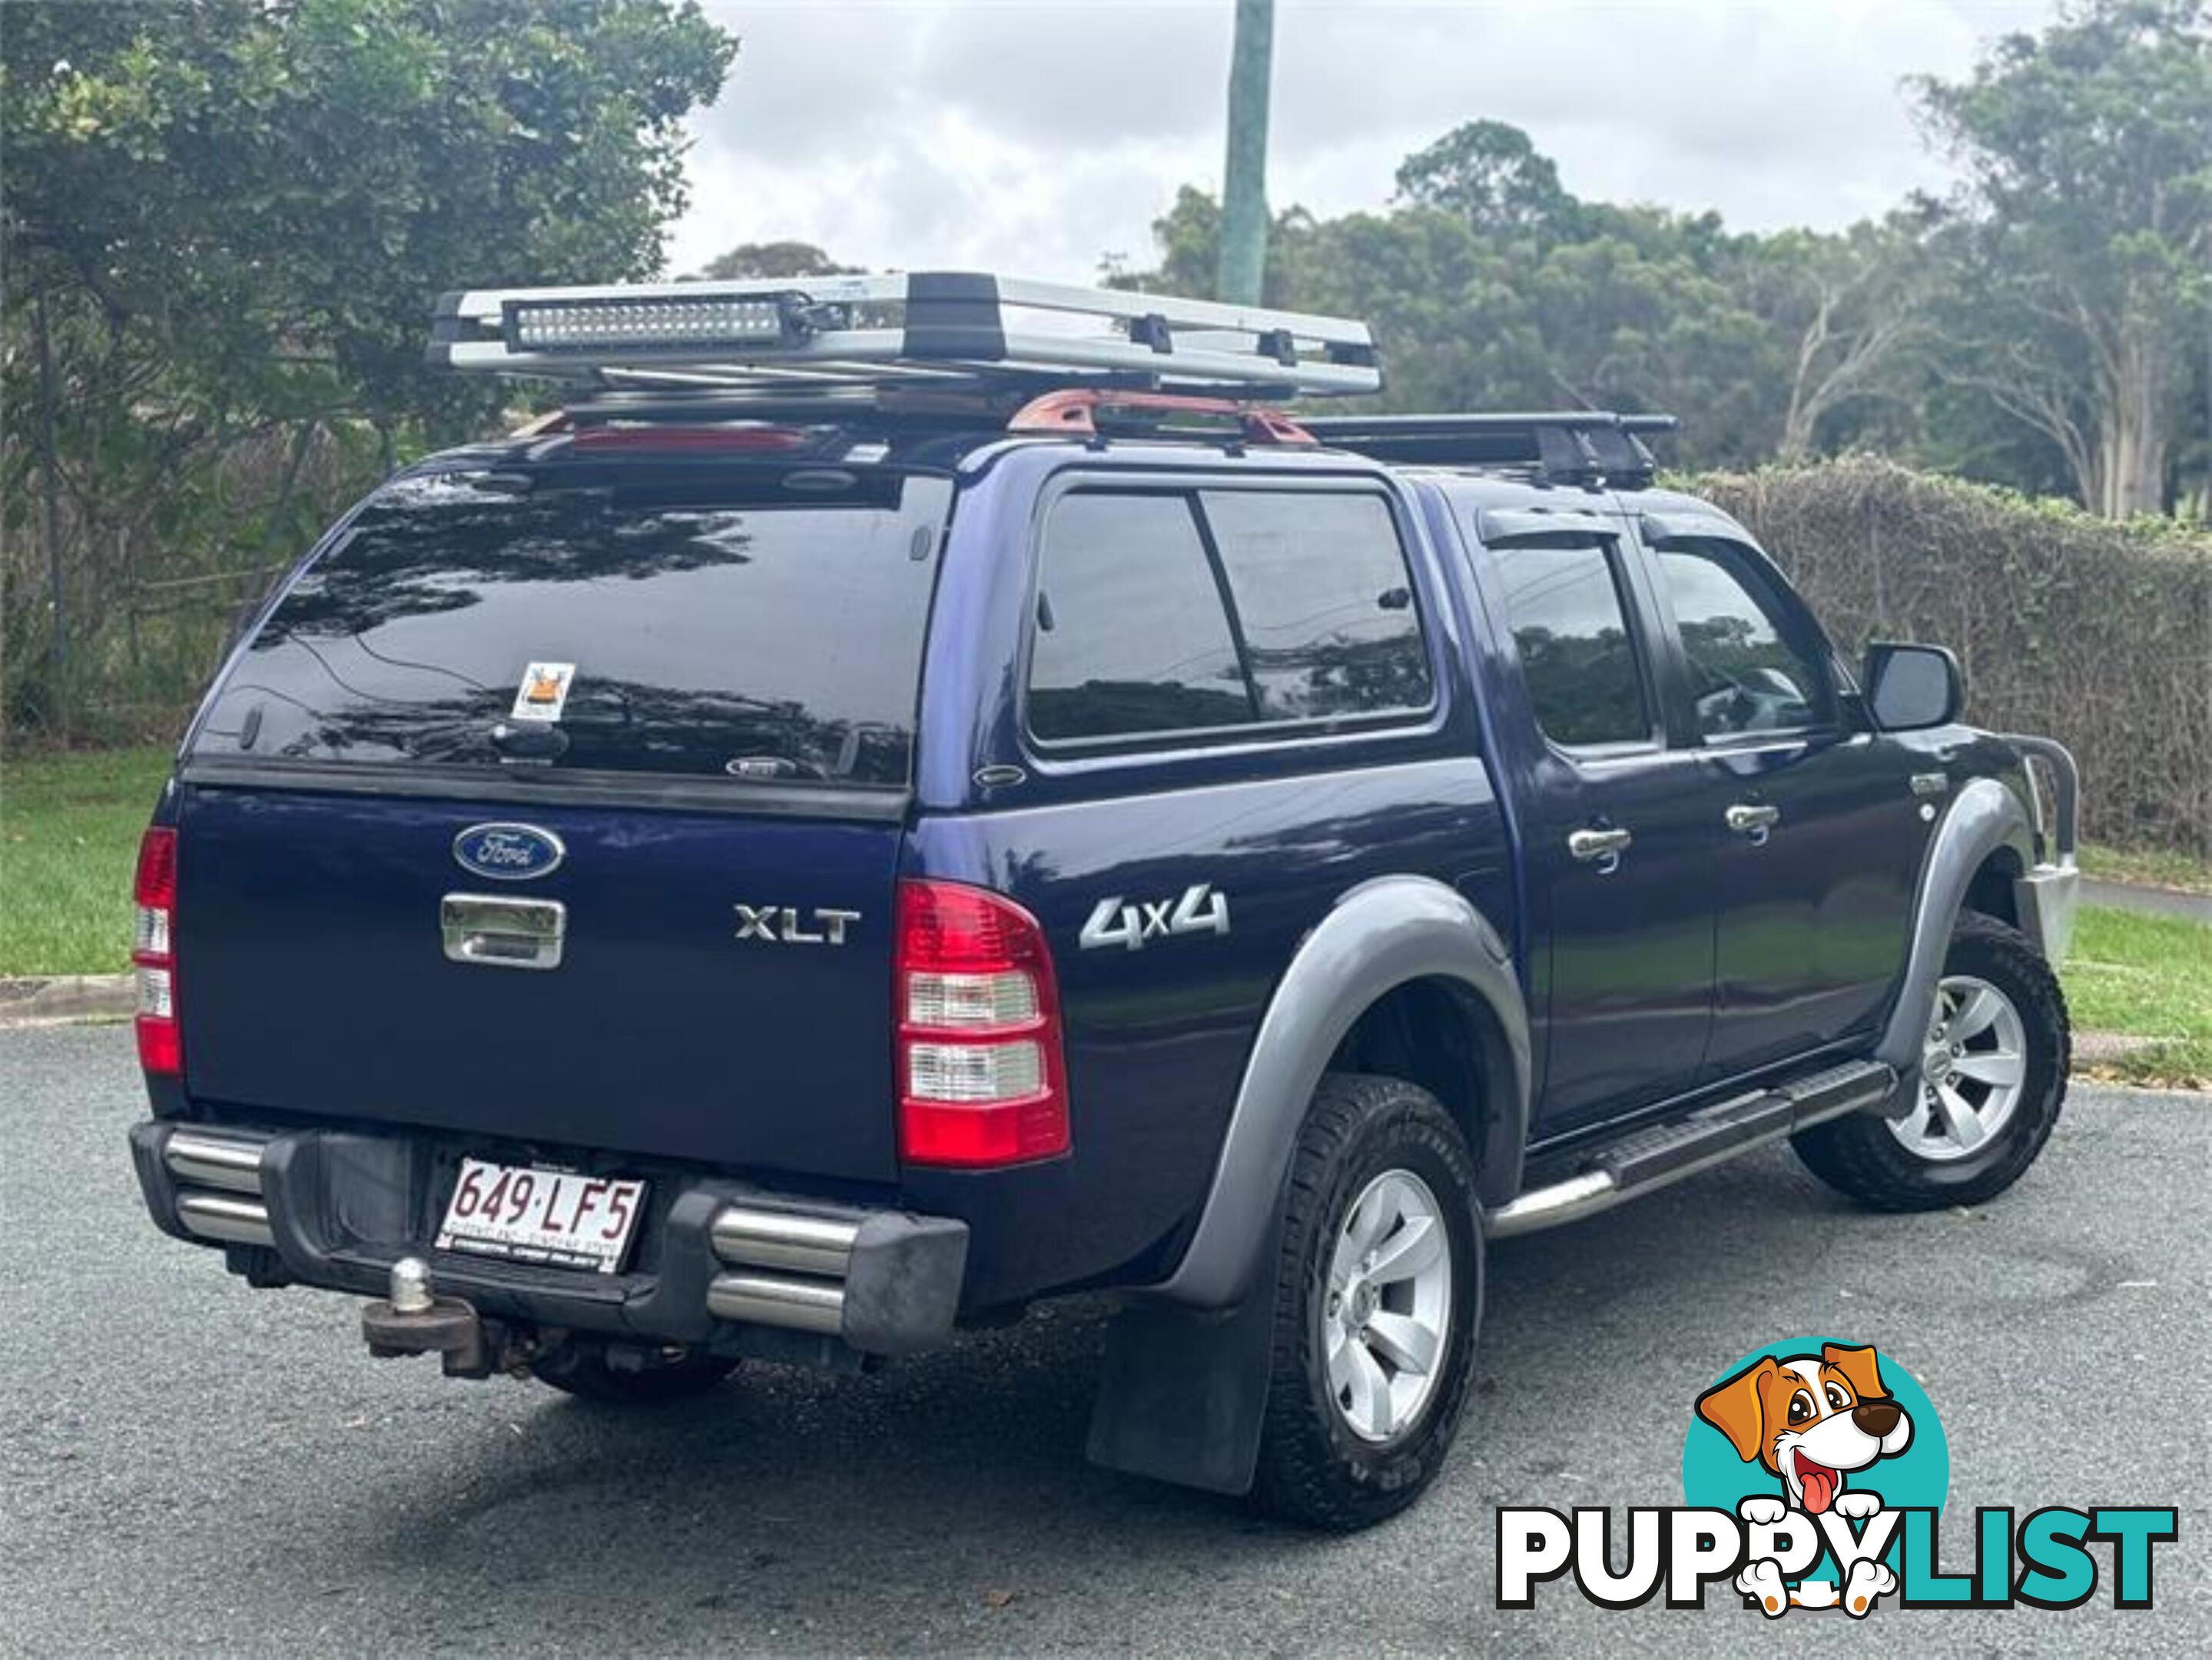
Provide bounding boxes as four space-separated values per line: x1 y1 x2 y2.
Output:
1684 458 2212 856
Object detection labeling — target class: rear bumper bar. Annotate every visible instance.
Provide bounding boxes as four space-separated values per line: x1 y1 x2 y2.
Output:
128 1120 966 1356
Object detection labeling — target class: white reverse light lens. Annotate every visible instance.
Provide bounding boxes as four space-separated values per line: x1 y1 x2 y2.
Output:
135 904 171 957
136 964 174 1019
904 1040 1043 1104
905 970 1038 1029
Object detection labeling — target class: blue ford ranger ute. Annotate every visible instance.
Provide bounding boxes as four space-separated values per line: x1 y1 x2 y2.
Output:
127 275 2080 1529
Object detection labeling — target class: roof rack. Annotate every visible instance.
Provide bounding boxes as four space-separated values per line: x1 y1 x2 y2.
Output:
1299 411 1676 486
429 272 1381 400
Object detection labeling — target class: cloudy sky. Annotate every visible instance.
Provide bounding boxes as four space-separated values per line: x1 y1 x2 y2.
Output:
670 0 2058 281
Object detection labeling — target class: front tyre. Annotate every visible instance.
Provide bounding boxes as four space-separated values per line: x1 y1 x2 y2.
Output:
1793 912 2069 1210
1252 1073 1482 1531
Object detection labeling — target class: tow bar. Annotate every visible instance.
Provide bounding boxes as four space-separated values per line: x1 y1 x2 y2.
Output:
360 1257 492 1377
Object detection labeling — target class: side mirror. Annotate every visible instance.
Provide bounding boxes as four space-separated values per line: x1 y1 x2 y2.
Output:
1862 642 1962 732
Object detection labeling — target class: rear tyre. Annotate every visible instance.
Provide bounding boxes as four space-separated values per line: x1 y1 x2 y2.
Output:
1252 1072 1482 1532
1792 912 2068 1210
529 1340 738 1404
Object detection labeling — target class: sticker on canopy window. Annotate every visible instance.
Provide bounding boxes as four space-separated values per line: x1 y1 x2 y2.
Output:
509 661 576 723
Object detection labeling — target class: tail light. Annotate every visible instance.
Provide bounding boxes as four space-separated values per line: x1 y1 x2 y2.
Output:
133 827 181 1075
894 880 1069 1167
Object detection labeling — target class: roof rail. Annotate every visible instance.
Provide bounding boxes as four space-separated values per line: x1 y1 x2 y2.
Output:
1300 411 1676 486
429 272 1381 400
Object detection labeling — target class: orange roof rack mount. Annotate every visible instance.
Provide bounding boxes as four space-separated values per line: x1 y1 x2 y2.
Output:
1006 388 1317 446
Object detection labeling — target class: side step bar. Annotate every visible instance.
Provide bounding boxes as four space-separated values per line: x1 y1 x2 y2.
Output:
1488 1061 1895 1239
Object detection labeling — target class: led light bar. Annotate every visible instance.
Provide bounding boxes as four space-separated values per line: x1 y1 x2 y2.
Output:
506 294 797 355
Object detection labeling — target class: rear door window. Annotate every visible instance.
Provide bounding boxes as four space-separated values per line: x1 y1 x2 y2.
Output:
1494 542 1653 749
190 466 951 786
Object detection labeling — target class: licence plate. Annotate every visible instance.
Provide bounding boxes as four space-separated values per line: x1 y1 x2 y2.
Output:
436 1158 646 1275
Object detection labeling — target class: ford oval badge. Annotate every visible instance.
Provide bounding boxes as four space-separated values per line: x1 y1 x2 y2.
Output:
453 822 565 881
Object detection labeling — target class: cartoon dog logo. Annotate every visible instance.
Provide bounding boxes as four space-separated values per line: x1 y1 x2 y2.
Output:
1696 1342 1914 1617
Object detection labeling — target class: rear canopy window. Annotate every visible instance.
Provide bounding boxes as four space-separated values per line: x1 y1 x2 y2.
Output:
191 467 950 786
1026 493 1255 741
1026 486 1432 745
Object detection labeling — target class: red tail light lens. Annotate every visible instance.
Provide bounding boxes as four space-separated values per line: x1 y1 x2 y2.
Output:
133 827 181 1075
895 880 1068 1167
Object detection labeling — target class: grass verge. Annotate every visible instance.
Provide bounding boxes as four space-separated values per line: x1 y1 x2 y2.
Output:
2078 840 2212 897
1 746 172 977
2060 906 2212 1091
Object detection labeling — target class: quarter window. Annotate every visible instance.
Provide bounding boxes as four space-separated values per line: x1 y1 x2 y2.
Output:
1494 542 1652 748
1655 544 1832 739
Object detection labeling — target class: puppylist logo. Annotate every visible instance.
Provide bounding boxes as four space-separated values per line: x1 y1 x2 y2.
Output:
1497 1337 2177 1617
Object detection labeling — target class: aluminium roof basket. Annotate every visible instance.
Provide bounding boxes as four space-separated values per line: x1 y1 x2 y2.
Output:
429 271 1381 402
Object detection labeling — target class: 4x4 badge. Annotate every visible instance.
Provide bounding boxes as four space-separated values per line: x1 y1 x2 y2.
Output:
1079 883 1232 952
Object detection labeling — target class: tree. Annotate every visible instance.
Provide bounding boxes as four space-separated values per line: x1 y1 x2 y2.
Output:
1913 0 2212 516
1 0 735 734
1749 221 1930 461
691 241 857 281
1395 120 1574 240
1118 134 1803 467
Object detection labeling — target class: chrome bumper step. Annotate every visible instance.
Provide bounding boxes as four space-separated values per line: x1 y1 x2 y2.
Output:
162 1130 274 1246
705 1204 866 1336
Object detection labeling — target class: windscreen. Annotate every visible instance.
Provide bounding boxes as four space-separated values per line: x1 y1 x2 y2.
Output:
190 466 950 787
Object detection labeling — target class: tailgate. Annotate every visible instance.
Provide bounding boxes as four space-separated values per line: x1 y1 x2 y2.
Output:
177 785 903 1180
170 454 952 1184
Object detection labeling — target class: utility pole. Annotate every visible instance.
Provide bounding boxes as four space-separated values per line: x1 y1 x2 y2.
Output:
1216 0 1274 307
34 289 68 739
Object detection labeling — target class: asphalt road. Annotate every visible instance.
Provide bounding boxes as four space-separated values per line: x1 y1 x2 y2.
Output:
4 1024 2207 1657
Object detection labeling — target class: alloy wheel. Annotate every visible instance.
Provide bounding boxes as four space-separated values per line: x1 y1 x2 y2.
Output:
1322 1168 1453 1443
1889 973 2029 1163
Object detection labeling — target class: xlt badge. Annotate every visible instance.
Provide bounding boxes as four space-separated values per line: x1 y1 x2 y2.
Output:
733 904 861 945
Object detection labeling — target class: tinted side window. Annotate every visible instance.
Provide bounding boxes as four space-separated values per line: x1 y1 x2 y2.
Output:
1655 544 1833 739
1199 490 1432 720
1494 542 1652 748
1028 493 1253 742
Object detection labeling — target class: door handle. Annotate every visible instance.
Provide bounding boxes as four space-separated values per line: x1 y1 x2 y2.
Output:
1725 803 1781 845
442 893 566 970
1567 827 1633 874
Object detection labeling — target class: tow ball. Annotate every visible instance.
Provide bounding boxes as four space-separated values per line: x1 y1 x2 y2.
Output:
360 1257 492 1378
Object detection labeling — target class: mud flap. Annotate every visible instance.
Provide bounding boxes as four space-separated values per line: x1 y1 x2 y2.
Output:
1084 1213 1285 1496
